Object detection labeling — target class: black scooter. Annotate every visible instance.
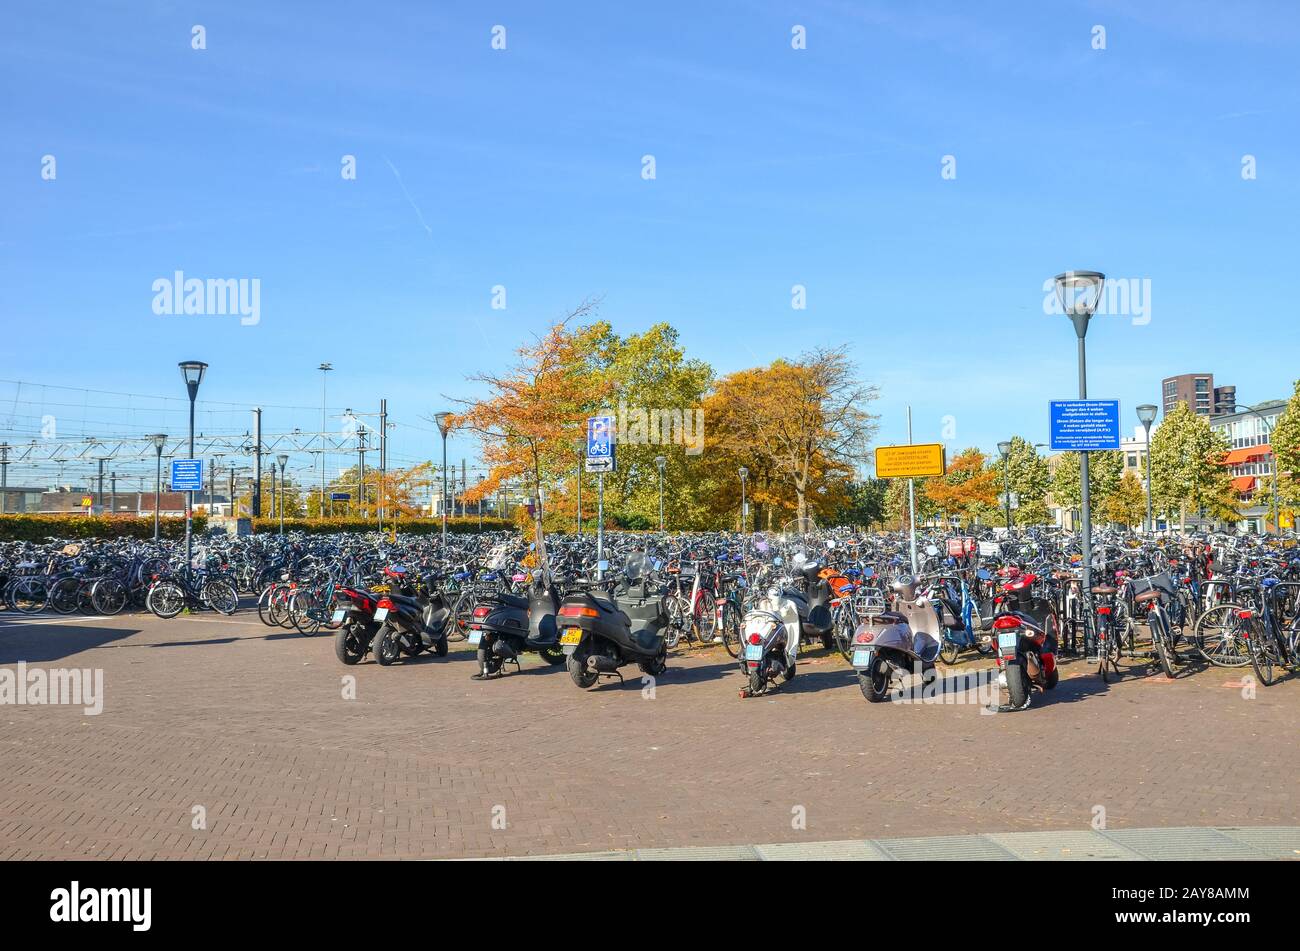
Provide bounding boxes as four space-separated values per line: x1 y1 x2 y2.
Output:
468 578 564 678
558 554 669 689
370 570 451 666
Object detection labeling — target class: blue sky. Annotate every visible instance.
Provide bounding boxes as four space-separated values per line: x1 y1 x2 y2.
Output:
2 0 1297 487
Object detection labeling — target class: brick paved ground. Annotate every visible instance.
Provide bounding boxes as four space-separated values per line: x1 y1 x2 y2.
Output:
1 609 1296 859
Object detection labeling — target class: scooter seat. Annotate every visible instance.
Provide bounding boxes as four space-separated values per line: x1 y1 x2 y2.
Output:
487 592 530 609
389 593 423 611
873 611 908 624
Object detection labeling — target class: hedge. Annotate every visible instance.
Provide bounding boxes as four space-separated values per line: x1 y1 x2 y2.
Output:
246 516 514 535
0 513 208 541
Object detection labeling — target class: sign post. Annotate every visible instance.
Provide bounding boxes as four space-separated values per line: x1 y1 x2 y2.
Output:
586 416 615 581
874 417 947 575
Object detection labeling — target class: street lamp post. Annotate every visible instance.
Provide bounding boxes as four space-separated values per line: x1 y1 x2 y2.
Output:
434 412 452 547
150 434 167 541
1242 403 1280 535
1137 404 1158 534
655 455 666 531
277 454 289 534
317 363 332 519
178 361 207 578
997 440 1012 531
738 466 749 533
1053 271 1105 620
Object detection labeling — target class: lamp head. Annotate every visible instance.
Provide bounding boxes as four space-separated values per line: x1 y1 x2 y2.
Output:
1136 404 1158 427
277 453 289 469
434 412 453 438
738 466 748 480
151 433 168 452
1053 271 1105 337
179 360 208 389
655 455 666 470
997 440 1011 459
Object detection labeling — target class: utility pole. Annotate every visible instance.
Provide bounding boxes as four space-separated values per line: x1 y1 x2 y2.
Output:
460 459 467 518
110 471 117 513
252 408 263 518
379 399 387 529
357 427 367 520
0 443 8 514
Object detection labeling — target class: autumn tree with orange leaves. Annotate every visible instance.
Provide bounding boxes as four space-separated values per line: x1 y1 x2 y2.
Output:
924 448 998 527
704 347 877 526
447 301 613 523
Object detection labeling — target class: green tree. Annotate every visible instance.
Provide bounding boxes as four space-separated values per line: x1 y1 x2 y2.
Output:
1102 472 1146 528
835 479 888 528
1146 402 1236 530
1257 379 1300 512
1051 449 1124 513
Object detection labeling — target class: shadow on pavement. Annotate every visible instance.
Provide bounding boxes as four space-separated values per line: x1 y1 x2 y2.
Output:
0 621 141 664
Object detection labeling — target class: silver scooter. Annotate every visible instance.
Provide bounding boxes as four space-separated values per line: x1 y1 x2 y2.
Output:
849 575 943 703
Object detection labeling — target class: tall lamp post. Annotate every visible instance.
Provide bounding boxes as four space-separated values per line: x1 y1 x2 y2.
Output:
150 433 168 541
178 361 207 578
434 412 452 546
1242 403 1280 535
997 440 1012 531
317 363 332 519
1136 404 1158 534
1053 271 1105 614
655 455 666 531
738 466 749 533
277 454 289 534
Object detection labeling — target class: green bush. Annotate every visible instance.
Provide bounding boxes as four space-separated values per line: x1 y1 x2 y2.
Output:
0 513 207 541
246 516 514 535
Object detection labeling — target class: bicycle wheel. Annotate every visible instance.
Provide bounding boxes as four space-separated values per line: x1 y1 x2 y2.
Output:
1194 604 1252 668
720 600 742 658
449 589 475 641
48 577 81 615
203 579 239 616
1248 619 1280 686
664 595 688 649
695 590 717 643
148 580 186 619
256 584 280 626
1150 613 1177 679
11 578 49 614
292 589 323 635
90 577 128 616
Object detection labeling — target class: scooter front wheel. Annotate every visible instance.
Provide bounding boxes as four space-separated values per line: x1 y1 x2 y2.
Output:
939 639 961 665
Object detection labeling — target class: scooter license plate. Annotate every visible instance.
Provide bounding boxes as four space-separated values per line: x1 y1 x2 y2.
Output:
560 628 583 646
374 607 389 622
851 648 874 668
744 644 763 661
997 632 1018 651
331 608 346 623
467 630 482 647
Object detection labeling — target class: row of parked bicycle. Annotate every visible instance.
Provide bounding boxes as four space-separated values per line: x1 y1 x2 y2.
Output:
4 525 1298 703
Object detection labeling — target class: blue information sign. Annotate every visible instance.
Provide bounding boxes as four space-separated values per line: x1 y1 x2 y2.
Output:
1049 399 1121 451
170 459 204 491
330 492 351 501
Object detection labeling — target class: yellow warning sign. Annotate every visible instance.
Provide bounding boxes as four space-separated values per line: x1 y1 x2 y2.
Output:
874 443 946 479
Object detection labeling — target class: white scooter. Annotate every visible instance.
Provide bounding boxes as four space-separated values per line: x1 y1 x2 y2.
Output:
737 553 810 698
849 576 943 703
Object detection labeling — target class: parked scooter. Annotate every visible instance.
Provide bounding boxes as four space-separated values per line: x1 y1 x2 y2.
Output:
332 584 383 665
736 547 831 696
850 576 943 703
467 574 564 678
558 553 669 689
991 610 1059 710
369 567 452 666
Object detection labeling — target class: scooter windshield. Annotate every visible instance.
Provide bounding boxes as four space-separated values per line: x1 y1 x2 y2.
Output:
625 551 648 582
